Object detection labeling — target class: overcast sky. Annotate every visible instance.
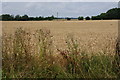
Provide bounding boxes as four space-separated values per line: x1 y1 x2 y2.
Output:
2 2 118 17
1 0 119 2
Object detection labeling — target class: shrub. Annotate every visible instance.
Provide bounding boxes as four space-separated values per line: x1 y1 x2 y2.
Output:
85 16 90 20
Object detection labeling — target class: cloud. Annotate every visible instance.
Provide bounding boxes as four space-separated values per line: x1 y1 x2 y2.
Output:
2 2 118 17
2 0 119 2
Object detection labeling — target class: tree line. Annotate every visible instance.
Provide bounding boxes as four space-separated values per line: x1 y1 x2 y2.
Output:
0 8 120 21
78 8 120 20
0 14 55 21
91 8 120 20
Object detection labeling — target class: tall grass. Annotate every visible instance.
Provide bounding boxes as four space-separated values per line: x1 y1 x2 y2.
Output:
2 28 120 78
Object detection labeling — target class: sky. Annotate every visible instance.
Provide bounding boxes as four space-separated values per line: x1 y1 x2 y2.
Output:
1 0 120 2
2 2 118 17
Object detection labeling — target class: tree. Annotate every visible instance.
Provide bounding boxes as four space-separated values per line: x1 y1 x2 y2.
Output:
21 15 29 21
85 16 90 20
105 8 120 19
78 16 84 20
0 15 2 21
91 8 120 20
99 13 107 20
39 16 44 20
91 15 101 20
47 15 54 21
29 17 35 21
2 14 14 21
66 17 71 20
91 16 97 20
35 17 39 21
15 15 21 21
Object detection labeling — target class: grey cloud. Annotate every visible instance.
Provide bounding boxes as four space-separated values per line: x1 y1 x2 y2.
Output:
2 2 118 17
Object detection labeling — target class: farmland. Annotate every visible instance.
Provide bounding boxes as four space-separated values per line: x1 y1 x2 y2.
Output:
2 20 120 78
2 20 118 53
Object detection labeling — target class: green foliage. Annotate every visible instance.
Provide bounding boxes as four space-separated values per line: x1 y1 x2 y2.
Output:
91 16 101 20
78 16 84 20
1 14 14 21
15 15 21 21
1 14 55 21
99 13 107 19
106 8 120 19
85 16 90 20
21 15 29 21
66 17 71 20
47 15 54 21
91 8 120 20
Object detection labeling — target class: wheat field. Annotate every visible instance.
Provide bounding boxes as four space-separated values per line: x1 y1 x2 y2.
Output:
2 20 120 78
2 20 118 53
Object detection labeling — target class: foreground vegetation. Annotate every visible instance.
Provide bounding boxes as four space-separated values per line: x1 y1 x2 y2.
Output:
2 28 120 78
